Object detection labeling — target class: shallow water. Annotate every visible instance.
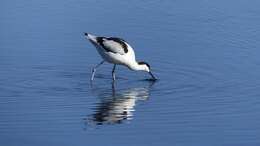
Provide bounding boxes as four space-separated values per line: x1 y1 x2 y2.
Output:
1 0 260 145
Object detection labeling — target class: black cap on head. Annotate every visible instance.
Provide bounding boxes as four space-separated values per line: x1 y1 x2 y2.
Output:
84 32 88 36
138 61 150 69
138 61 157 80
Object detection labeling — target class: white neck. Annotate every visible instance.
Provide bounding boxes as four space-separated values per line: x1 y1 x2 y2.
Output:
127 62 146 71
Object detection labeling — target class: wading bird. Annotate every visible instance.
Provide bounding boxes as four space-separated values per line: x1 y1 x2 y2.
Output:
84 33 157 81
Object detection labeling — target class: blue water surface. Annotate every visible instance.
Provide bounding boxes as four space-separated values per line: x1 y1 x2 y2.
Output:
1 0 260 146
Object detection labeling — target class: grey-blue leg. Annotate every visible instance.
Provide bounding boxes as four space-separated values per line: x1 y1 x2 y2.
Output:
112 64 116 81
91 60 105 81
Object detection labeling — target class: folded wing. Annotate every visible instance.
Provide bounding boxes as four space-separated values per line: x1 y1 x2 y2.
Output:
99 37 128 55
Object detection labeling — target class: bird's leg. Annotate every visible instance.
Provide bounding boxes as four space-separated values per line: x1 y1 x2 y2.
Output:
111 81 116 96
112 64 116 81
91 60 105 81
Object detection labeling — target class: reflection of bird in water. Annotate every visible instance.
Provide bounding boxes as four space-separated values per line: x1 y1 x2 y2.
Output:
86 82 155 125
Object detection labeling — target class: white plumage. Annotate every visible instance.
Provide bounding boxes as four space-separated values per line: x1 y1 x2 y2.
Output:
84 33 156 81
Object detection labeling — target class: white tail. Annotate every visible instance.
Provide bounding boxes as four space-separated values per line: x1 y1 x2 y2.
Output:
84 33 98 43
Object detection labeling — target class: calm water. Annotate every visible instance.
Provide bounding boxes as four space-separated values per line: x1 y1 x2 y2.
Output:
1 0 260 145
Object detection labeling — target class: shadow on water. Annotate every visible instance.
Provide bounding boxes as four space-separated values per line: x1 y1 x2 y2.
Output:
85 81 156 126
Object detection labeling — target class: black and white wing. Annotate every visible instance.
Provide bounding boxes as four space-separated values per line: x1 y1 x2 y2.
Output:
98 37 128 55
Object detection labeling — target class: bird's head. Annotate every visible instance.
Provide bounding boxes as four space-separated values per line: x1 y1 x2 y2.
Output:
138 61 150 72
138 61 157 80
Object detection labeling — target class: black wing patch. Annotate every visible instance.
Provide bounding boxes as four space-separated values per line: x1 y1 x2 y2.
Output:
96 37 105 47
107 37 128 53
96 37 128 54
